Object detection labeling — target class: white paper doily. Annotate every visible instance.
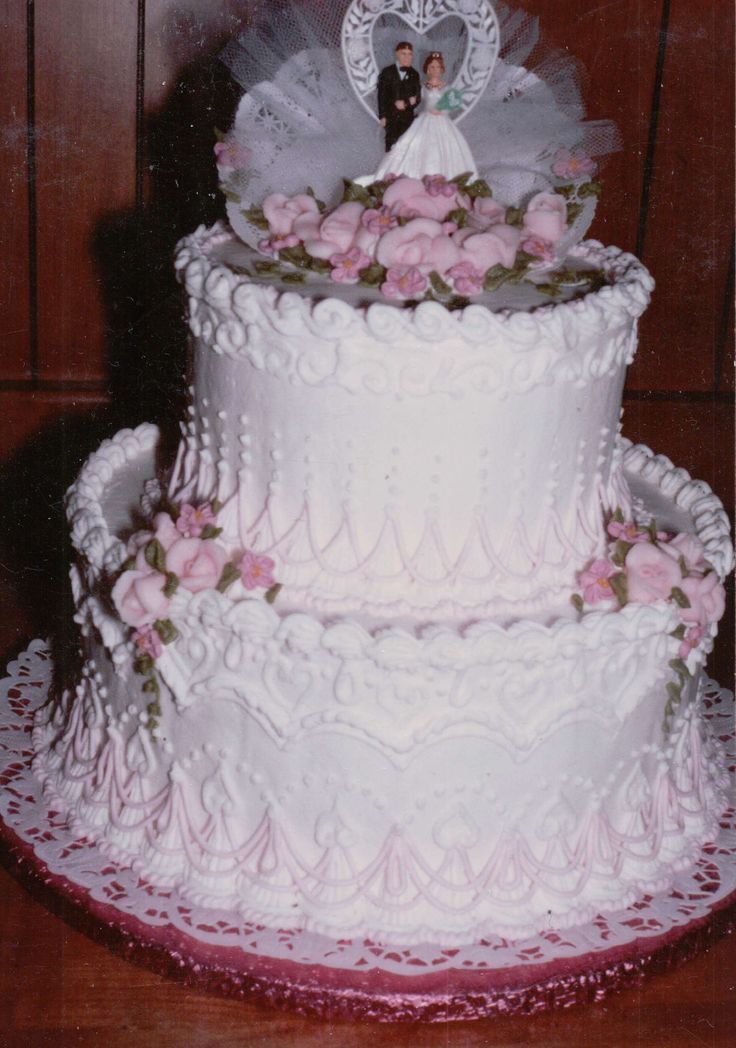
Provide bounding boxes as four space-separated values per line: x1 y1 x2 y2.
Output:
1 640 735 1021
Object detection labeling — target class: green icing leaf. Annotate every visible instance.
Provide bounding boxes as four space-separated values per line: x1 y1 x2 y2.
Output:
163 573 179 599
306 186 327 211
342 179 373 206
279 245 312 269
464 178 493 199
134 654 154 676
566 202 584 225
612 507 625 524
609 572 628 607
504 206 524 228
668 657 691 682
153 619 179 646
222 189 241 204
265 582 283 605
429 270 452 296
200 524 223 541
213 127 226 143
211 499 223 515
282 271 306 284
570 593 584 614
446 207 468 228
359 263 387 288
144 539 167 574
611 539 632 568
670 623 687 640
119 555 136 574
142 677 158 695
216 562 242 594
254 260 281 275
483 264 512 291
670 586 692 609
243 205 269 230
535 283 562 298
578 179 603 198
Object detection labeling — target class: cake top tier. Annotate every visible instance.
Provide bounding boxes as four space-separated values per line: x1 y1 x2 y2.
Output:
216 0 621 300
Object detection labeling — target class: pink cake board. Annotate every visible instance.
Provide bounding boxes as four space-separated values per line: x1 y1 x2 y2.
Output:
2 640 735 1023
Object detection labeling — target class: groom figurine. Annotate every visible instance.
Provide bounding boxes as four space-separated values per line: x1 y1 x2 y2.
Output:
377 41 421 151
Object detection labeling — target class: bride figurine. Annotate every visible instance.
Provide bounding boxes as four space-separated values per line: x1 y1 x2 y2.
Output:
368 52 477 182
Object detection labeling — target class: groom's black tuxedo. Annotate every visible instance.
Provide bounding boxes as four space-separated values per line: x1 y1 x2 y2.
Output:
377 63 421 151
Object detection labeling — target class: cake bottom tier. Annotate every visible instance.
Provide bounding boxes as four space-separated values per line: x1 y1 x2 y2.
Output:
34 425 732 945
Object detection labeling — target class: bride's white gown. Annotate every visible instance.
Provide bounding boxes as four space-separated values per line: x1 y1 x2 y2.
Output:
373 85 477 181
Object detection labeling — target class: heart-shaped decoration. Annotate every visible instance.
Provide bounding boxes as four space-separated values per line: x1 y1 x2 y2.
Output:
341 0 500 124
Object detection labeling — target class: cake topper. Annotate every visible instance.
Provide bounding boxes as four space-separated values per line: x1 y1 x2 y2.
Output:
341 0 500 125
218 0 620 267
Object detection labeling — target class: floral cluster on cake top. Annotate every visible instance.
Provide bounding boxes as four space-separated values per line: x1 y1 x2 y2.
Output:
219 157 603 305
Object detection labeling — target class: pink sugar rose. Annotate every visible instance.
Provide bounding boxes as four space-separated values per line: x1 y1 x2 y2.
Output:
678 625 705 660
523 192 568 245
625 542 683 604
376 217 462 274
176 503 217 539
302 201 365 261
423 175 457 198
607 520 649 544
166 537 228 594
552 148 597 181
133 625 163 660
239 550 276 591
453 224 521 272
362 206 399 236
262 192 320 238
381 266 428 300
468 196 506 231
214 140 252 171
383 176 466 223
678 572 726 628
112 569 171 629
521 236 555 263
578 559 617 604
660 532 707 572
330 247 372 284
448 261 484 296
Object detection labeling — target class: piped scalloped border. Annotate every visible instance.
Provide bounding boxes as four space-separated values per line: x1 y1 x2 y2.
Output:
176 224 654 357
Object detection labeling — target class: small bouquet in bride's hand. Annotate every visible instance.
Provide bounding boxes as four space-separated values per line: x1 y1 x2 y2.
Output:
435 88 464 113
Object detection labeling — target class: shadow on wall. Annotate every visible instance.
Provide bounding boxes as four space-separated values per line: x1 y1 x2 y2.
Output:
0 46 242 678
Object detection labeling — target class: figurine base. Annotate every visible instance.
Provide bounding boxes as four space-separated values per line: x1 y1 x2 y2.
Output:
2 640 735 1022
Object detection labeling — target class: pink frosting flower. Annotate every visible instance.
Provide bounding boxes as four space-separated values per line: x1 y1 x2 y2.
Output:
176 503 217 539
214 140 252 171
239 550 276 590
625 542 683 604
423 175 457 198
302 201 365 261
262 193 320 238
330 247 372 284
678 572 726 628
660 532 707 573
361 206 399 236
468 196 506 230
578 559 617 604
381 266 428 300
453 224 521 272
166 537 228 594
678 625 705 660
447 261 484 296
383 176 466 222
522 192 568 245
521 236 556 263
133 625 163 660
376 218 462 274
552 148 597 180
607 520 650 544
112 569 171 629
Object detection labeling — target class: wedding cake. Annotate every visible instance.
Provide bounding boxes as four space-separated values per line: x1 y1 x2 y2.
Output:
32 0 731 947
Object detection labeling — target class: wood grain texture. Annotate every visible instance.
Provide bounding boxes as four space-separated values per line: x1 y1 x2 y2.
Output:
33 0 139 384
632 0 735 392
525 0 664 256
0 1 31 380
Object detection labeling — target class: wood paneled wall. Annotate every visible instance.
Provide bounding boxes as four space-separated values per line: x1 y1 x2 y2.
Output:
0 0 733 493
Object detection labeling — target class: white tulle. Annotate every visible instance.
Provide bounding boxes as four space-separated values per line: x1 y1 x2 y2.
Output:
366 86 477 182
219 1 620 250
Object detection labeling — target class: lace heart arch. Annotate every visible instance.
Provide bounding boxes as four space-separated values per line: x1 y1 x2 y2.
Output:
341 0 500 123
